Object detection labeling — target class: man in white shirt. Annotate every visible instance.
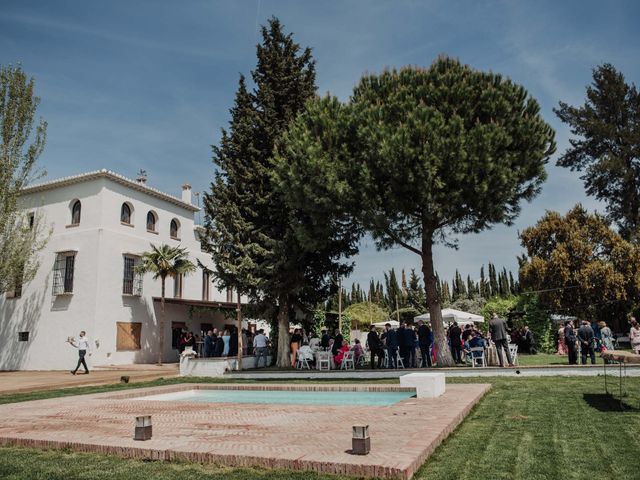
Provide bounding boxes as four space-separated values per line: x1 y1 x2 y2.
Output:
68 330 91 375
253 329 268 368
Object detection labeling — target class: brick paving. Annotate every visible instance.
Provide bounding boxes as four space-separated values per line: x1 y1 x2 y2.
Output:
0 382 490 479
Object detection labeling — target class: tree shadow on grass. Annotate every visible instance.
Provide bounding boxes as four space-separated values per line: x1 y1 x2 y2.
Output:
583 393 638 412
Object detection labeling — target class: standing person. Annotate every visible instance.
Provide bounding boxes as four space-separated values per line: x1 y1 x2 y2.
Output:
577 320 596 365
557 324 567 355
203 329 215 358
599 321 615 363
489 313 514 367
241 328 249 355
320 328 331 350
398 323 410 367
417 320 433 367
448 322 463 364
228 327 238 357
332 328 343 356
629 318 640 355
383 323 398 369
253 329 268 368
68 331 91 375
366 325 384 369
523 326 537 354
290 328 302 367
564 320 578 365
221 329 230 356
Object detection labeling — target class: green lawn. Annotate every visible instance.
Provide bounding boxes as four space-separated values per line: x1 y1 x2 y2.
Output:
517 352 579 366
1 376 639 480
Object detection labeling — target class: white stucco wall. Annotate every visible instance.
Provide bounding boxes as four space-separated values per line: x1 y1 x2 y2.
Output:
0 173 243 370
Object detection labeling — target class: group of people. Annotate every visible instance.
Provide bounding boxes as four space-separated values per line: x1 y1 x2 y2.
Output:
200 327 241 358
365 321 434 369
289 328 365 368
558 318 636 364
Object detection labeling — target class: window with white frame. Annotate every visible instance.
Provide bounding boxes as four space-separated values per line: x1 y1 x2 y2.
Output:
122 255 143 296
52 251 77 295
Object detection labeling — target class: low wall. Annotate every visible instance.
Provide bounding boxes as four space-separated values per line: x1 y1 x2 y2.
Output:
179 355 273 377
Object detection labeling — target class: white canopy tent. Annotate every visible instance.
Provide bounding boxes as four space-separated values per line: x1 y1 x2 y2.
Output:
414 308 484 325
372 320 400 328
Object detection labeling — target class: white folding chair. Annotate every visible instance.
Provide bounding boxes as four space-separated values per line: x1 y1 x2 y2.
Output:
296 355 310 370
508 344 519 365
341 351 355 370
317 352 331 371
469 347 486 368
383 350 389 368
395 351 405 369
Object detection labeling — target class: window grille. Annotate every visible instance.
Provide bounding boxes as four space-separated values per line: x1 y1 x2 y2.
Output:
226 287 234 303
123 255 143 296
52 252 76 295
18 332 29 342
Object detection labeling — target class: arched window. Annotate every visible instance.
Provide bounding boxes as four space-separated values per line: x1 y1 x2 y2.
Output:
71 200 81 225
121 203 132 224
170 219 180 239
146 211 157 232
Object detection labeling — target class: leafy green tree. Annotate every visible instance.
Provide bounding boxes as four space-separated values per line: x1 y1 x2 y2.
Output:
0 65 49 294
344 301 388 329
277 57 555 366
555 64 640 241
519 204 640 327
137 244 196 364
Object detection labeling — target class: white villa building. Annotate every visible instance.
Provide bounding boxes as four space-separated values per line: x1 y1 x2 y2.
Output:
0 169 244 371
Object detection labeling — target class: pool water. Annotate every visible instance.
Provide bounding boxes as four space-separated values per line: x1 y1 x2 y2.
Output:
135 389 414 406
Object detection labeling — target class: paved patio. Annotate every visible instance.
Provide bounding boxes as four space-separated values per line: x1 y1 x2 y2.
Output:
0 364 179 395
0 382 490 479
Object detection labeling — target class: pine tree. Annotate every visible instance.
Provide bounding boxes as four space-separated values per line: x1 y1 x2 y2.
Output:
466 274 476 298
509 271 517 295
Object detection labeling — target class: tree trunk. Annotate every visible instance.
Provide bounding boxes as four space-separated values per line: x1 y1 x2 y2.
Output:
421 233 454 367
236 290 243 371
276 294 291 368
158 276 165 366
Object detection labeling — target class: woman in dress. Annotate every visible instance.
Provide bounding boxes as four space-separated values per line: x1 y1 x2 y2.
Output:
630 318 640 355
290 328 302 367
599 321 615 351
557 325 567 355
222 329 230 356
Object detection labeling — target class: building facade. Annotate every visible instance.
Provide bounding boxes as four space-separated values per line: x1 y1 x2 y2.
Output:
0 169 239 371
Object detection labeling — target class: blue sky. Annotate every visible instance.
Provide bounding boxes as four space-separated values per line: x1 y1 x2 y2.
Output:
2 0 639 289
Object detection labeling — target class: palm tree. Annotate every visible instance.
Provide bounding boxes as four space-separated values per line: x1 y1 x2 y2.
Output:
136 244 196 365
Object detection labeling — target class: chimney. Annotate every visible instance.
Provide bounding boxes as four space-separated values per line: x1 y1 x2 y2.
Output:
181 184 192 204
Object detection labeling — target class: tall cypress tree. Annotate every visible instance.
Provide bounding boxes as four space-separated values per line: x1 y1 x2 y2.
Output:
204 18 354 367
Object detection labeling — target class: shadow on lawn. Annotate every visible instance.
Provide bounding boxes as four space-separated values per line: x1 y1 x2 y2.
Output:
583 393 638 412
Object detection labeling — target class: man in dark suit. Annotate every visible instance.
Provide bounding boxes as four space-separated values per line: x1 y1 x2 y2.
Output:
400 322 415 367
228 327 238 357
564 320 578 365
320 328 331 350
489 313 513 367
383 323 398 368
417 320 433 367
332 328 343 355
366 325 384 369
203 330 215 358
448 322 463 363
577 320 596 365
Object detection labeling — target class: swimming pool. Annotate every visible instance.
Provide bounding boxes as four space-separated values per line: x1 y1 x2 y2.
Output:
134 388 415 406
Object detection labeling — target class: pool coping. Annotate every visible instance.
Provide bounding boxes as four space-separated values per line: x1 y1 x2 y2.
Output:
0 382 492 479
